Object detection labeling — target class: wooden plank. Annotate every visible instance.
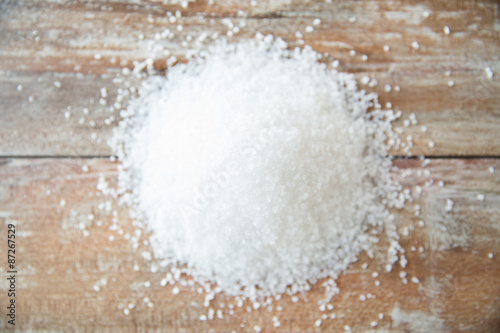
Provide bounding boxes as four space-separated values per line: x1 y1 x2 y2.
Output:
1 0 500 156
0 158 499 332
0 71 140 157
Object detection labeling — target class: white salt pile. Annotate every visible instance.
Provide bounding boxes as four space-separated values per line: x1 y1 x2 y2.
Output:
112 38 402 300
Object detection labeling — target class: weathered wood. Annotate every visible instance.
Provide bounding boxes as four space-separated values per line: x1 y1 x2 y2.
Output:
0 158 499 332
1 0 499 156
1 0 500 331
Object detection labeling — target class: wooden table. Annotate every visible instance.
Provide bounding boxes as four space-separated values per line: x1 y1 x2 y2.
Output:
1 1 500 332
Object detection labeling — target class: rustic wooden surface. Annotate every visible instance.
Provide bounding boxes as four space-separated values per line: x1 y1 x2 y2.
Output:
1 0 500 332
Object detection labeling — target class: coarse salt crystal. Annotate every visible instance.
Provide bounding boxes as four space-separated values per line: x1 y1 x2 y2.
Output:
485 67 494 79
445 199 454 212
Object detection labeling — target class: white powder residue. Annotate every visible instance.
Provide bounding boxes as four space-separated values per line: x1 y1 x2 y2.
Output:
112 38 402 301
391 303 446 332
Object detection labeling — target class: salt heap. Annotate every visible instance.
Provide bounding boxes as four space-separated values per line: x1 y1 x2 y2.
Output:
112 39 401 300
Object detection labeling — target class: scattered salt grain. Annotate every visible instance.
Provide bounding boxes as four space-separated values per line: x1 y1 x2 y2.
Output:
448 80 455 87
485 67 494 79
443 26 450 35
54 81 62 88
489 166 495 173
488 253 494 259
371 321 378 327
253 325 261 332
477 194 485 201
305 26 314 33
60 199 66 207
411 41 420 50
313 18 321 26
445 199 454 212
383 45 390 52
172 286 180 294
315 319 322 327
411 276 420 284
123 308 130 315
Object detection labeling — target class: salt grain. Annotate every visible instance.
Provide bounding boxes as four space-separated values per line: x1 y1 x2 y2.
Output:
443 26 450 35
411 41 420 50
445 199 454 212
485 67 494 79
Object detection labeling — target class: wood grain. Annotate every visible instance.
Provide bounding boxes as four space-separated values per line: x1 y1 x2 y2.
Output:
1 0 500 331
1 0 499 156
0 158 499 332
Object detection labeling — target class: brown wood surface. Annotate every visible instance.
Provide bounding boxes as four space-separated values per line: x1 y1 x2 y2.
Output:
1 0 500 332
